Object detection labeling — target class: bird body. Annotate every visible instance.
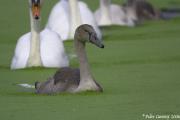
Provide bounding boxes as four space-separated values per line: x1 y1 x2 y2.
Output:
11 29 69 69
35 24 104 94
95 0 137 26
11 0 69 70
47 0 102 41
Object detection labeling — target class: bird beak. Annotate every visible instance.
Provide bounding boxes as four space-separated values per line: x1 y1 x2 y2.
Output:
89 33 104 48
32 3 41 20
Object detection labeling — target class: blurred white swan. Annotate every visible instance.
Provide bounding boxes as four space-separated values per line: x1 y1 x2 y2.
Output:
11 0 69 70
46 0 102 41
94 0 137 26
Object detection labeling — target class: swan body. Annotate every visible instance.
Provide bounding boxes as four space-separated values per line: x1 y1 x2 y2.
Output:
11 29 69 69
11 0 69 70
95 0 137 26
122 0 160 24
47 0 102 41
127 0 159 21
35 24 104 94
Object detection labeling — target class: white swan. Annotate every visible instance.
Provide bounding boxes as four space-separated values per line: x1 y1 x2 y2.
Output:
11 0 69 70
46 0 102 41
94 0 137 26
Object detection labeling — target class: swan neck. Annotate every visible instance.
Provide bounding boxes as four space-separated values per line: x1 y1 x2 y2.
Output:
69 0 82 38
100 0 111 13
74 39 93 81
99 0 112 24
27 9 42 67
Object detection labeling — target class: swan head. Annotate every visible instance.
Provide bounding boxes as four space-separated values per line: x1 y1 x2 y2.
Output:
35 77 55 94
75 24 104 48
29 0 43 20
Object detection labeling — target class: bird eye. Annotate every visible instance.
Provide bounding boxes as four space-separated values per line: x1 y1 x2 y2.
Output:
84 29 89 34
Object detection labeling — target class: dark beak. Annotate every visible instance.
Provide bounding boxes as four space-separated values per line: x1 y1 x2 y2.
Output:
100 44 104 48
89 33 105 49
